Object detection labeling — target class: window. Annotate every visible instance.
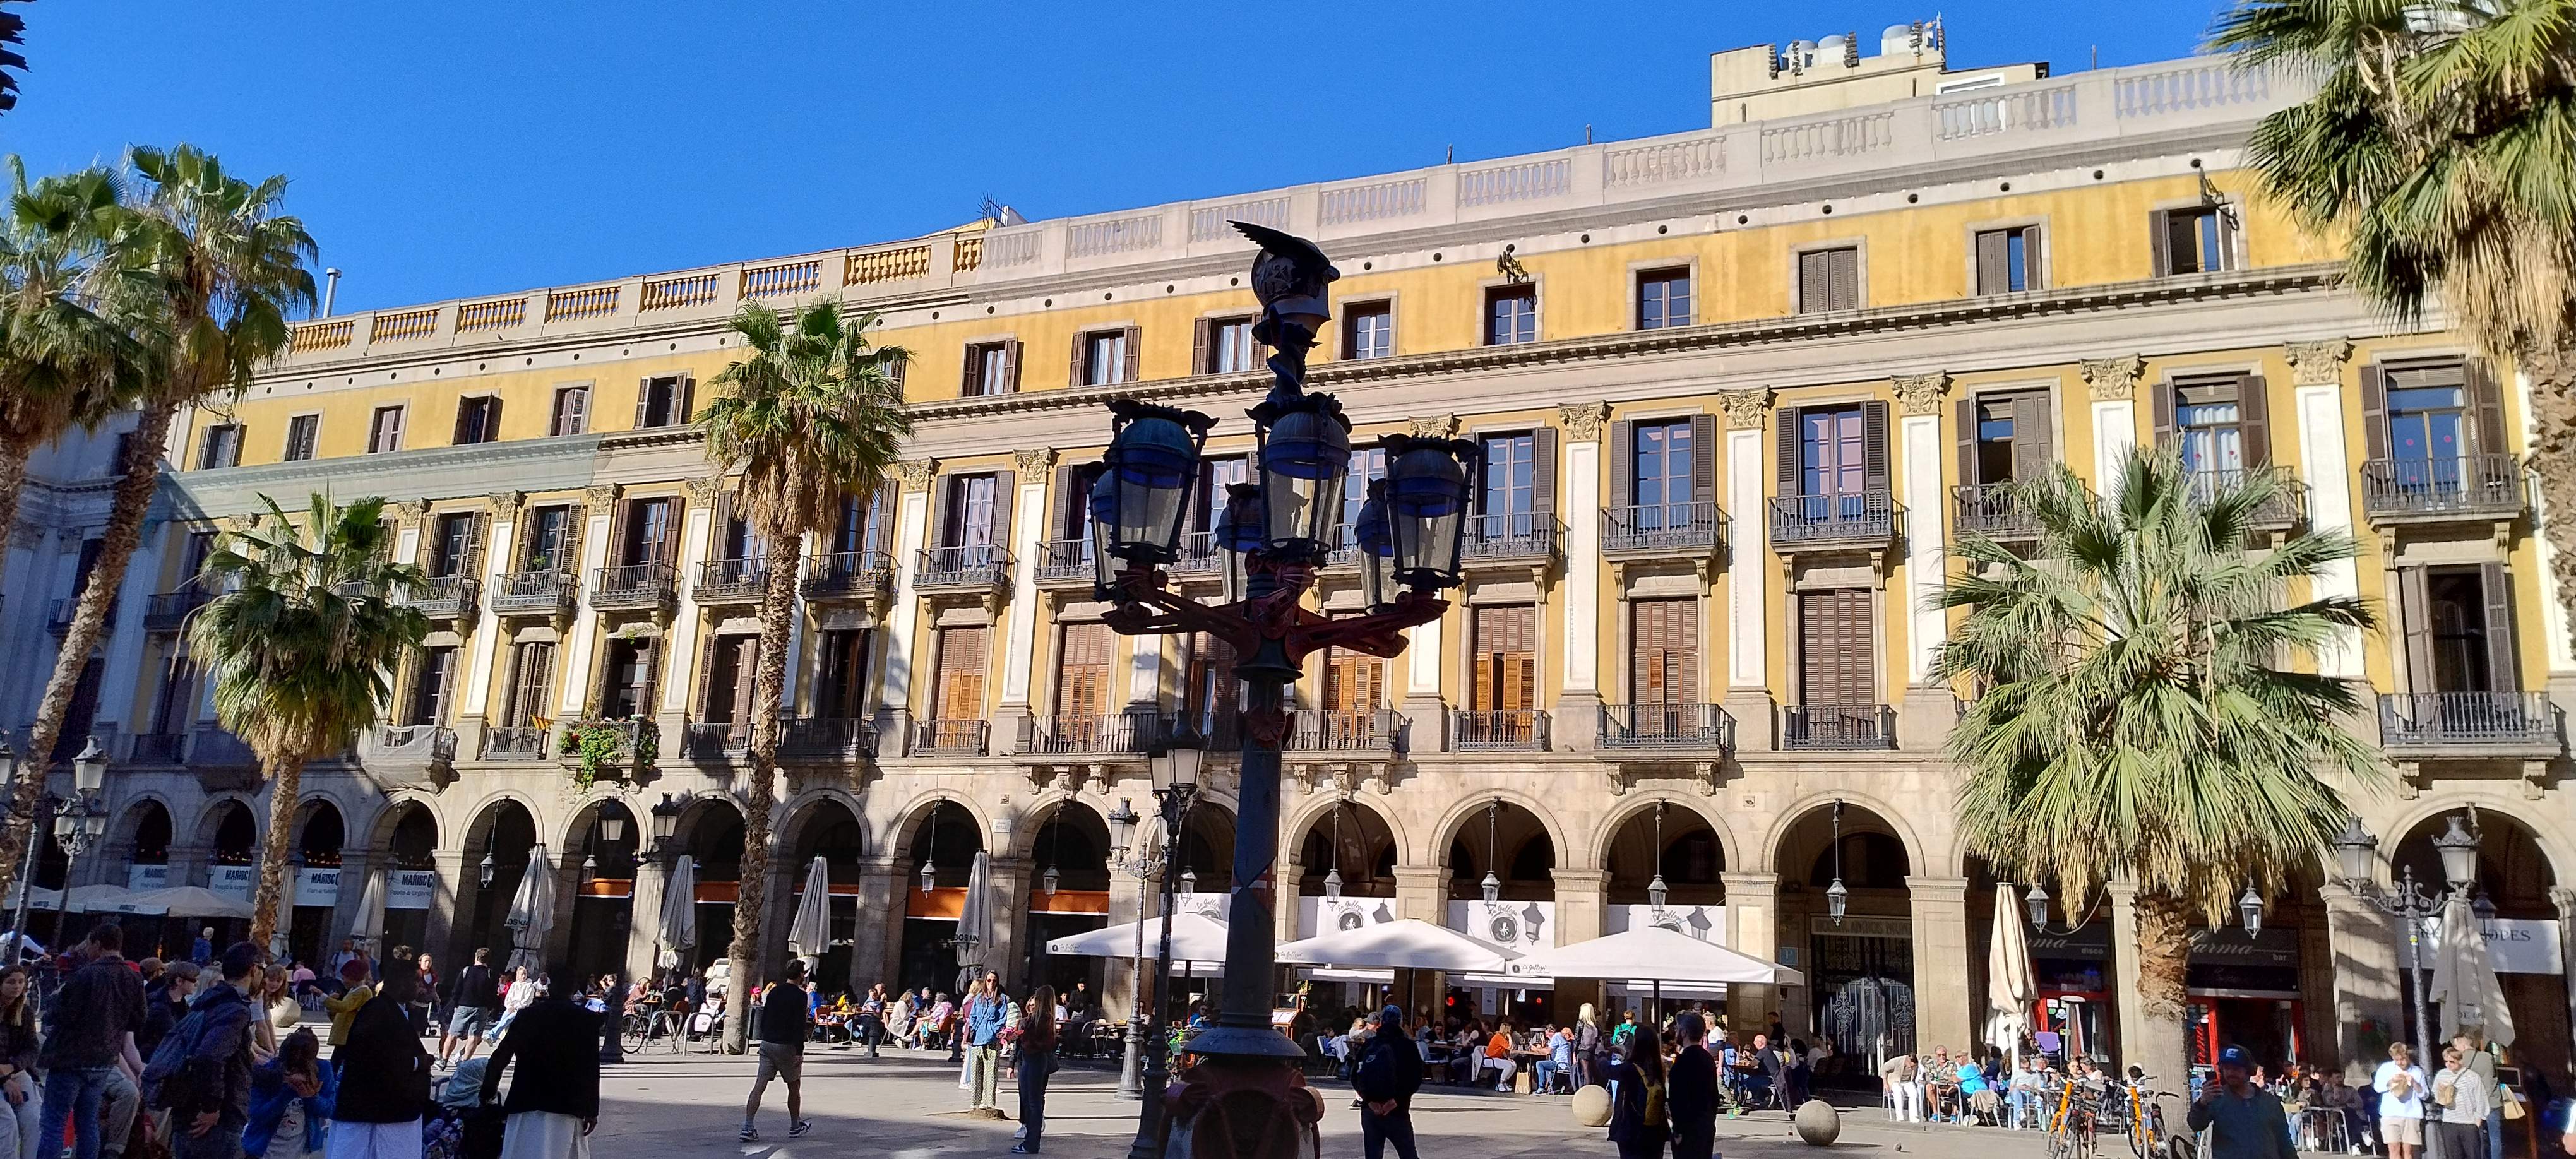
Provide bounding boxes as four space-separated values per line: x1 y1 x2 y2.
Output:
1337 446 1388 545
504 642 554 728
549 386 590 436
367 406 405 454
110 432 136 474
1631 598 1698 706
962 341 1017 396
282 415 319 462
1798 247 1861 312
619 497 674 566
1056 622 1115 720
1196 457 1250 535
1976 400 2017 482
699 634 759 727
2401 562 2518 698
1344 302 1393 360
1080 330 1135 387
406 646 457 726
600 637 657 719
1199 316 1258 374
2386 365 2469 491
1479 432 1536 539
941 473 999 549
1484 285 1537 346
832 489 889 557
813 629 871 721
1798 588 1874 706
1801 407 1868 498
181 530 216 584
1631 421 1694 518
197 424 242 470
933 625 989 720
2426 571 2493 694
1637 268 1693 330
428 512 477 578
2158 206 2233 276
453 395 502 445
635 374 690 428
1469 605 1537 713
1974 227 2036 294
2175 382 2245 477
1183 631 1239 732
521 506 573 571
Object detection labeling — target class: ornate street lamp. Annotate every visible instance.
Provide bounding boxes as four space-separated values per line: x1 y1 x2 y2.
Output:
2237 883 2265 939
1824 800 1849 926
1248 392 1351 561
1107 797 1139 854
1479 802 1503 905
1093 400 1215 576
1124 727 1206 1147
2329 812 2480 1074
478 851 496 889
1352 479 1397 612
1213 483 1262 604
650 792 686 865
1323 801 1347 901
920 802 943 897
2024 883 2051 930
1381 434 1477 593
2431 814 2483 889
1646 802 1671 917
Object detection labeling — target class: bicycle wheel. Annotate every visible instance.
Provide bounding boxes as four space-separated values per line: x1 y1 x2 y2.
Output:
2164 1136 2197 1159
621 1013 648 1054
660 1013 687 1054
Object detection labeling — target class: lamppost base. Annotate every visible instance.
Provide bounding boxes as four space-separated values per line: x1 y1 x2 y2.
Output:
1181 1024 1308 1061
1116 1030 1145 1100
1162 1055 1320 1159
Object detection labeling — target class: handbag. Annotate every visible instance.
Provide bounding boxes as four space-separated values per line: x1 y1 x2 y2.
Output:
2501 1087 2525 1120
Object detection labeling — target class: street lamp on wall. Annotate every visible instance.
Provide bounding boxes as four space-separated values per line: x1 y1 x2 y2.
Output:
478 852 496 889
1480 802 1502 906
1824 799 1849 926
2237 883 2265 939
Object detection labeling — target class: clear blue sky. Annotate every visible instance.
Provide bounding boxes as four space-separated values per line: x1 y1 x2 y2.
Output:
0 0 2229 314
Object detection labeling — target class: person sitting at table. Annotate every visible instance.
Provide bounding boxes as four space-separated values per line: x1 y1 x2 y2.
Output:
1959 1054 1995 1124
1922 1046 1960 1123
1481 1022 1518 1092
1533 1025 1574 1095
1445 1021 1483 1085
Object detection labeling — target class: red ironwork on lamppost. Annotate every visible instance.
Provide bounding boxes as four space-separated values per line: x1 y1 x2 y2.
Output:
1088 223 1477 1159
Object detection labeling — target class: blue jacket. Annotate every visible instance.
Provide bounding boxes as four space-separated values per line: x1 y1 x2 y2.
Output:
244 1057 337 1158
965 994 1007 1047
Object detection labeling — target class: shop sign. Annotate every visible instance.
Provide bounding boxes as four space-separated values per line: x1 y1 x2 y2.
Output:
2418 916 2563 975
126 865 169 892
293 867 341 908
1606 903 1727 941
210 865 254 902
386 871 436 911
2186 925 2299 968
2029 922 2113 961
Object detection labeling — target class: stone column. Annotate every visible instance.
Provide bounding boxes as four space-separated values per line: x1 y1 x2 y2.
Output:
457 494 517 756
1893 375 1957 748
995 451 1054 751
1102 867 1152 1021
1556 405 1607 751
1551 867 1609 947
2554 888 2576 1073
1717 390 1776 747
1722 871 1782 1033
556 485 620 719
984 856 1031 991
432 850 474 973
659 480 719 735
2287 341 2365 678
2082 357 2144 487
860 857 910 994
1907 875 1974 1052
756 853 797 984
2322 886 2402 1077
2107 880 2148 1072
1275 860 1303 946
1392 867 1448 925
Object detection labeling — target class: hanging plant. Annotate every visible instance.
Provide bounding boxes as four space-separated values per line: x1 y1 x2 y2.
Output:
560 721 625 791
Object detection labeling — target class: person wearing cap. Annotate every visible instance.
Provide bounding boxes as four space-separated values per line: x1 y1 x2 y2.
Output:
2192 1045 2298 1159
1352 1006 1423 1159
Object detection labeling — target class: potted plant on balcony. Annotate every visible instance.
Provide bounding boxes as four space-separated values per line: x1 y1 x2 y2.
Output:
559 713 659 790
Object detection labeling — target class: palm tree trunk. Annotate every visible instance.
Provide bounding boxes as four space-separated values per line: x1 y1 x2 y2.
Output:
721 530 804 1053
0 434 32 593
248 752 306 952
0 399 174 903
2521 340 2576 660
2133 890 2197 1118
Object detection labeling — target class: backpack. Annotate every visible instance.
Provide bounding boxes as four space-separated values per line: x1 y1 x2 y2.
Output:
140 1002 218 1110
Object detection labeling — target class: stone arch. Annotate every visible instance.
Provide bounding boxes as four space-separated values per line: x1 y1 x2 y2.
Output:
779 790 869 864
885 792 995 861
191 795 261 852
1021 797 1114 896
293 797 349 861
1592 793 1742 876
114 795 177 856
1419 790 1575 873
1290 797 1401 900
1438 798 1559 903
1597 795 1732 910
2383 797 2573 891
1284 793 1412 874
1758 790 1936 879
1003 789 1117 863
362 793 444 856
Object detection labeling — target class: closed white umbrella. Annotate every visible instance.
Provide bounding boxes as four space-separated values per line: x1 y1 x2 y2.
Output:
657 855 696 971
787 857 832 965
1277 918 1522 972
952 851 995 991
1986 884 2039 1057
2428 892 2515 1047
503 844 555 973
348 870 388 957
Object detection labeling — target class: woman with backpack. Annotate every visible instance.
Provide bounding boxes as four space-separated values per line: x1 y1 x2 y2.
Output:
243 1028 333 1159
1605 1036 1672 1159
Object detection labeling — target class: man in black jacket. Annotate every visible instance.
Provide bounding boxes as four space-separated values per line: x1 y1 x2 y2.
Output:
480 961 602 1155
330 956 432 1154
1668 1012 1720 1159
167 943 259 1159
438 948 498 1069
1352 1005 1424 1159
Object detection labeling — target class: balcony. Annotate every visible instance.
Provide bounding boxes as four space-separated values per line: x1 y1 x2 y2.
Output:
592 562 679 612
1952 482 2042 543
2360 454 2527 525
1034 538 1094 588
2184 469 2306 531
1022 710 1164 756
367 724 458 787
1599 703 1736 753
681 721 749 759
1782 704 1897 750
780 716 878 759
1452 709 1549 752
2379 692 2560 752
142 585 210 632
46 598 110 637
395 574 478 620
489 569 578 617
802 550 894 601
1601 502 1726 559
1167 530 1224 580
1284 709 1405 754
1768 491 1897 550
558 717 659 777
482 725 552 761
695 557 770 605
913 718 990 756
914 544 1010 593
128 732 188 765
1463 513 1558 566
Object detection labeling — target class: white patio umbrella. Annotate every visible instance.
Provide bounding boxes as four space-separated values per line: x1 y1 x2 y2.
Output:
127 886 252 920
1986 884 2039 1061
1508 925 1803 1018
657 855 696 971
952 852 995 993
2428 891 2516 1047
787 857 832 969
1277 918 1522 972
503 844 556 973
1046 912 1233 964
347 870 388 958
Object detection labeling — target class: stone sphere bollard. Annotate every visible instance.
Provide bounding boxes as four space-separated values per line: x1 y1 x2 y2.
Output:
1794 1098 1842 1145
1571 1085 1613 1127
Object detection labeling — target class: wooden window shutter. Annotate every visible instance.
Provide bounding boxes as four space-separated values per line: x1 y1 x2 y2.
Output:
1953 396 1979 487
559 503 587 571
2013 392 2056 482
2237 373 2271 466
2359 364 2390 463
1122 326 1142 384
467 511 489 578
1830 248 1859 309
2150 379 2176 446
2150 210 2174 277
484 396 504 441
636 636 661 716
1071 331 1090 387
2467 357 2508 456
634 379 653 429
1976 230 2008 295
1688 414 1718 505
1191 318 1212 376
731 637 761 726
2481 562 2520 694
992 469 1018 547
693 634 721 718
1607 421 1633 512
961 344 983 396
1775 407 1803 490
2398 568 2435 694
1049 465 1078 541
661 494 688 566
1531 427 1559 516
1861 400 1891 494
1002 340 1022 393
869 480 897 555
604 500 633 573
677 375 696 424
712 491 737 561
1798 250 1827 311
926 475 954 549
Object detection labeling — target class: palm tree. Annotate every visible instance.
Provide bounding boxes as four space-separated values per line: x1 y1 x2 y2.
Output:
698 299 910 1050
0 145 313 905
189 494 427 948
1932 448 2382 1094
2213 0 2576 649
0 158 152 589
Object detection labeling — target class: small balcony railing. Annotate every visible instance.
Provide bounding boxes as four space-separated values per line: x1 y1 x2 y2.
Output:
142 585 211 631
1452 709 1548 752
780 716 878 759
2359 454 2527 523
1952 482 2041 542
1599 703 1736 752
1168 530 1223 578
482 725 552 761
47 597 109 636
1782 704 1896 750
1023 711 1161 756
802 550 893 600
396 574 479 619
128 732 188 764
681 721 749 758
915 544 1009 591
1034 538 1094 586
1464 513 1558 564
694 557 770 604
914 718 990 756
1601 502 1725 557
489 570 578 616
2183 468 2306 530
1768 491 1897 549
371 723 458 770
187 725 258 768
592 562 679 611
2379 692 2559 749
1284 709 1404 753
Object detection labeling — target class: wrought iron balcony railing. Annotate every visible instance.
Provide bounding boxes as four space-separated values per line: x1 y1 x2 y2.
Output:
371 724 458 770
1782 703 1896 750
1452 709 1548 752
142 585 212 631
1601 502 1726 557
489 569 578 616
1463 513 1559 564
395 574 478 619
2378 692 2559 749
1599 703 1736 752
2359 454 2527 523
1284 709 1404 753
128 732 187 764
780 716 879 759
694 557 770 604
1022 710 1164 756
1034 538 1094 586
915 544 1010 591
681 721 749 758
592 562 679 611
914 717 991 756
482 725 552 761
802 550 894 600
1952 482 2041 541
2183 468 2306 530
1768 491 1897 549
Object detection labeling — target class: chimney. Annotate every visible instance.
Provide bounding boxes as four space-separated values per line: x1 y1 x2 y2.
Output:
321 268 342 318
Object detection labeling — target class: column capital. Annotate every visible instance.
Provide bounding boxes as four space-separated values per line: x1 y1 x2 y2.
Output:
897 459 939 490
581 482 624 509
2081 355 2147 401
483 490 527 518
390 499 431 524
2285 338 2353 386
1554 403 1610 442
1548 868 1611 891
9 523 42 550
1719 871 1780 899
1903 874 1971 904
1408 414 1459 439
683 475 724 504
2104 878 2142 903
1012 448 1057 475
2550 886 2576 918
1715 388 1774 430
1891 373 1951 417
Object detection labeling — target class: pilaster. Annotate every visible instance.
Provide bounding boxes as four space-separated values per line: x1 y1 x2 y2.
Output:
1720 393 1774 750
1905 874 1973 1052
1557 403 1607 751
1721 871 1782 1034
1392 867 1448 925
1549 867 1609 946
2082 355 2144 485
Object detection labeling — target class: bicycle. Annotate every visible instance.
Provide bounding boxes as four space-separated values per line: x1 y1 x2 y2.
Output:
2113 1073 2195 1159
2044 1077 2101 1159
621 1006 688 1054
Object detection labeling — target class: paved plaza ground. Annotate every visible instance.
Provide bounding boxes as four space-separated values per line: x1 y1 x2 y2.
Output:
578 1044 2067 1159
